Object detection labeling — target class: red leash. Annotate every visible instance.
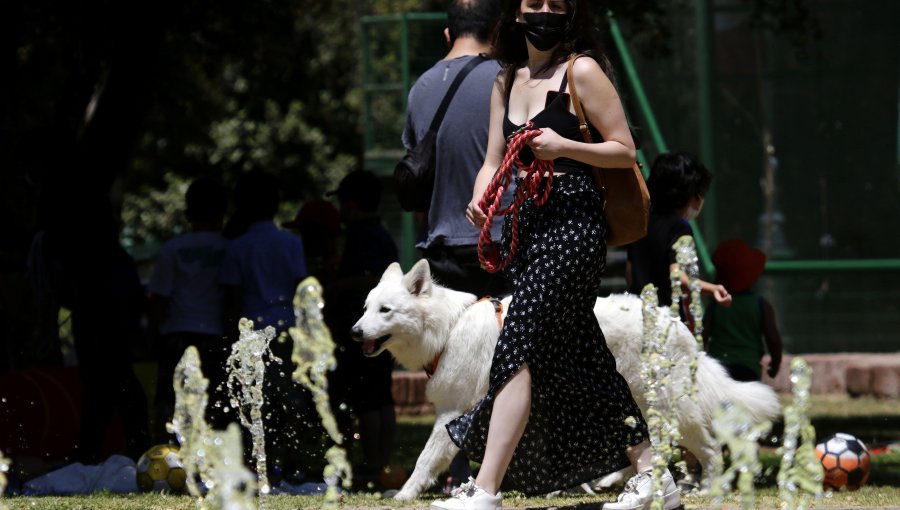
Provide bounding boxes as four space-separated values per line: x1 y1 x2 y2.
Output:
478 122 555 273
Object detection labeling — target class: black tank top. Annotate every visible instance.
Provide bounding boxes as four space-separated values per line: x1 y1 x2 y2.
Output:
502 72 603 173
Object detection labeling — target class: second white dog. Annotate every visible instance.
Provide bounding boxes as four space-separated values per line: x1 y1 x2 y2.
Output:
351 260 780 500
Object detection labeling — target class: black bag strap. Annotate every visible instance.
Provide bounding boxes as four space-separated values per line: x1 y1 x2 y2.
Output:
427 55 487 133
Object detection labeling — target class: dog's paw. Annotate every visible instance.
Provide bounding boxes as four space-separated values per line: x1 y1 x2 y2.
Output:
393 488 418 501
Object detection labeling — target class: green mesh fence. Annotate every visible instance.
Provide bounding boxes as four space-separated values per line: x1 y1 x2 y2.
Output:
361 1 900 352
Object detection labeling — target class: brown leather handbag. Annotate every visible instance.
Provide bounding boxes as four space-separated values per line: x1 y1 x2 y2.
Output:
567 55 650 247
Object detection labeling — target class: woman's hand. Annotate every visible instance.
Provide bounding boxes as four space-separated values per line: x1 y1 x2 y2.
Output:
527 127 570 161
466 198 488 228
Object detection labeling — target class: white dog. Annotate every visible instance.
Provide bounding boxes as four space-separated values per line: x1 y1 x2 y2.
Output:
352 260 780 500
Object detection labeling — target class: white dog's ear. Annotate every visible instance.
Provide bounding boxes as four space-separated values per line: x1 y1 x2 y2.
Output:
402 259 433 297
380 262 404 282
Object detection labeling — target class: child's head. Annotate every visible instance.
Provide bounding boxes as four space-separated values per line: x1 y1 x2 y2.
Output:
329 170 382 218
185 178 227 229
647 151 713 217
233 171 280 222
283 199 341 260
712 239 767 293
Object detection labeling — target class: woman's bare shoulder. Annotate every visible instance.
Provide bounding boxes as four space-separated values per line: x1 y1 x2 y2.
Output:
571 55 606 78
571 55 615 92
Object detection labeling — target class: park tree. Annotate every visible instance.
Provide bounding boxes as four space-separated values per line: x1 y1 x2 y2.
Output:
4 0 818 246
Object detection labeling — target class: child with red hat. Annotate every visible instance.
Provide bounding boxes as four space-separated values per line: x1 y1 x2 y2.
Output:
703 239 783 382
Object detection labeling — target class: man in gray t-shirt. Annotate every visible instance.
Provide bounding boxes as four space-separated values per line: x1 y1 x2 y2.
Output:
399 0 508 492
401 0 511 298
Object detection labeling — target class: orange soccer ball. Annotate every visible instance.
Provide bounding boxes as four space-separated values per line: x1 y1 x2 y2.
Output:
815 433 872 491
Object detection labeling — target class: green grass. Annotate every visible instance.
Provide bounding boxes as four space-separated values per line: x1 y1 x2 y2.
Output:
5 396 900 509
6 485 900 510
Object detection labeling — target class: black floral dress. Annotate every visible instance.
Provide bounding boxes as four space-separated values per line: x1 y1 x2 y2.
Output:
446 173 649 495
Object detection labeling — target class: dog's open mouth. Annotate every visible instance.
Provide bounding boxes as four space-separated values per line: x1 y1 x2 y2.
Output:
361 334 391 357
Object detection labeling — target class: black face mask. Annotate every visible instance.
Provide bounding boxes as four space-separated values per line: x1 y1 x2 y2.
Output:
521 12 568 51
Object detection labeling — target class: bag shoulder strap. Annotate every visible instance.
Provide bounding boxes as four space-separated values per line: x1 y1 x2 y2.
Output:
568 55 644 152
567 54 605 189
566 54 593 144
428 55 487 133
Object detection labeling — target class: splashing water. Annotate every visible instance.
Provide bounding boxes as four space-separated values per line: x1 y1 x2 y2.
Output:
777 358 823 509
227 319 279 498
672 235 705 385
171 346 259 510
625 236 713 506
638 284 685 509
709 401 771 509
322 446 351 506
670 235 714 489
0 449 9 510
289 277 351 506
672 236 703 335
203 423 258 510
169 346 211 501
289 278 341 443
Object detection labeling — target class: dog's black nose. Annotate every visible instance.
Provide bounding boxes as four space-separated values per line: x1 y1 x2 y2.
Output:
350 325 363 341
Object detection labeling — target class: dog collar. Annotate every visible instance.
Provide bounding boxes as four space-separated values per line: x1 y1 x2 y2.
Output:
483 297 504 329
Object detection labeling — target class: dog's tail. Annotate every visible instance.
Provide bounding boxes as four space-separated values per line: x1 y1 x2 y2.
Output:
695 353 781 425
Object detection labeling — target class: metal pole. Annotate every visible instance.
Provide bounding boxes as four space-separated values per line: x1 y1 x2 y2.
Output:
694 0 716 275
360 19 373 161
766 259 900 272
609 10 714 275
399 14 415 270
608 13 668 157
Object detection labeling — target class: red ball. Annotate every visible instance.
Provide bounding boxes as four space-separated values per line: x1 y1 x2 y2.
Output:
815 433 872 491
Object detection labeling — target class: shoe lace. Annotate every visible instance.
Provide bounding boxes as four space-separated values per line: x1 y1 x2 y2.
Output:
617 471 650 502
450 477 478 498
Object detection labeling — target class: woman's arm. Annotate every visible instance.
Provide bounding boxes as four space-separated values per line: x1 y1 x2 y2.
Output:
467 75 510 228
527 57 635 168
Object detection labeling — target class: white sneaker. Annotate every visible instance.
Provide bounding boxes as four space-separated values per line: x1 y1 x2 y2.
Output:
602 469 682 510
431 478 502 510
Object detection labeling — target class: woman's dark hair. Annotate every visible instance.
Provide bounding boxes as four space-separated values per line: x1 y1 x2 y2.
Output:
647 151 713 213
493 0 615 100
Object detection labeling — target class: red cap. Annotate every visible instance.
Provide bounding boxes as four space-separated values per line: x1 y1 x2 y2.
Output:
712 239 767 293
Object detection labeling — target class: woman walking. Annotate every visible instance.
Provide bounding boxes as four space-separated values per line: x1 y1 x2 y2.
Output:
436 1 682 509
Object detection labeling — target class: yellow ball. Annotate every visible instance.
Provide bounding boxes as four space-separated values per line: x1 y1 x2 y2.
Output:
135 444 187 493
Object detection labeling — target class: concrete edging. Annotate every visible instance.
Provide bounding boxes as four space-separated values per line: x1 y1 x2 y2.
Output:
391 353 900 415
